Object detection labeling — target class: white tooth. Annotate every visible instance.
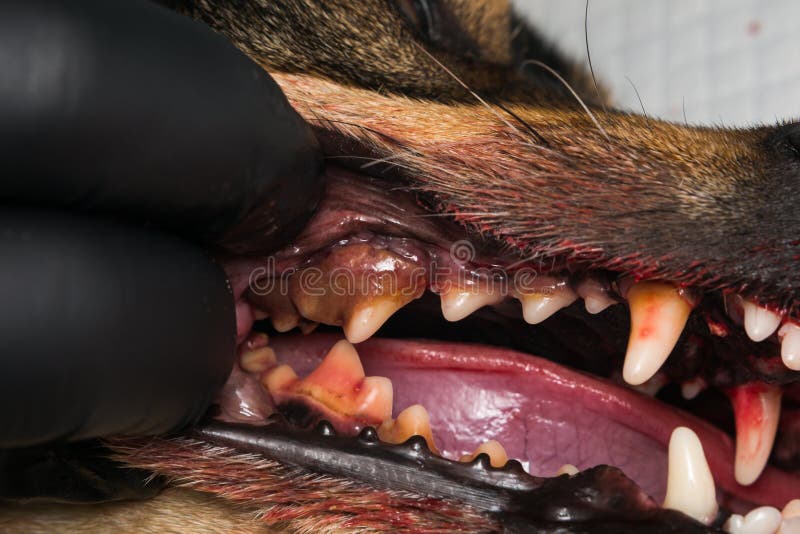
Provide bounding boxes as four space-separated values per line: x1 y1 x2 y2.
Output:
779 518 800 534
440 289 503 322
730 384 782 486
743 298 782 342
344 299 402 344
576 278 617 314
631 372 668 397
663 426 718 525
783 500 800 519
681 377 707 400
778 323 800 371
622 281 693 386
556 463 579 476
725 506 783 534
517 286 578 324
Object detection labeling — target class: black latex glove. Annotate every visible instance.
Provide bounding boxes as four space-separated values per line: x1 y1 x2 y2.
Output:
0 0 323 449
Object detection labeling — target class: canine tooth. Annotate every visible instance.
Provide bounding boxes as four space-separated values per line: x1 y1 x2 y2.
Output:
728 383 782 486
440 288 503 322
681 377 707 400
743 299 782 342
778 323 800 371
556 464 579 476
240 346 277 373
725 507 783 534
622 281 692 386
344 297 404 344
663 426 718 525
378 404 439 453
515 276 578 324
460 440 508 468
263 364 298 392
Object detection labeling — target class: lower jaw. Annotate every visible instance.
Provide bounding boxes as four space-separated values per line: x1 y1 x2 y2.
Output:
219 328 799 525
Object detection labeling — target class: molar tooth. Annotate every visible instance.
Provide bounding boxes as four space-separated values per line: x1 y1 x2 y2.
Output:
460 440 509 468
725 507 783 534
742 298 782 342
728 383 782 486
663 426 718 525
622 281 693 386
378 404 439 453
778 323 800 371
440 288 503 322
344 297 405 344
556 464 579 476
514 275 578 325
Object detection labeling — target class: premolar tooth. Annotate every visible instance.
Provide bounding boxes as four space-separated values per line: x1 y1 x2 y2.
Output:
728 383 782 486
263 364 299 392
622 281 692 386
378 404 439 453
240 346 277 373
556 464 579 476
778 323 800 371
663 426 718 525
440 288 503 322
725 506 783 534
344 297 405 344
681 377 707 400
783 500 800 519
742 298 782 342
515 275 578 325
576 277 617 314
460 440 509 468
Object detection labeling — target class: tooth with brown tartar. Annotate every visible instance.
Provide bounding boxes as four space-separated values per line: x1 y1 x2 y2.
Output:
515 276 578 324
778 323 800 371
725 506 783 534
728 383 782 486
378 404 439 453
622 281 693 386
460 440 509 468
556 463 579 476
440 288 504 322
344 297 405 344
742 298 782 342
663 426 718 525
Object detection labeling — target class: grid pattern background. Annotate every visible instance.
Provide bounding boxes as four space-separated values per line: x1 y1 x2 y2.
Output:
514 0 800 126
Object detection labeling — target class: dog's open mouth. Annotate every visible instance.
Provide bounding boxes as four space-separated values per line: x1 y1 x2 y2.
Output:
194 162 800 532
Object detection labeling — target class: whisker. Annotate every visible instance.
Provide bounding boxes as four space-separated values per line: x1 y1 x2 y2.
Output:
521 59 610 142
625 76 648 118
584 0 606 111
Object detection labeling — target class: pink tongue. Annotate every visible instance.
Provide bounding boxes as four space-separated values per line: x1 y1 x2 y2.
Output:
268 333 799 509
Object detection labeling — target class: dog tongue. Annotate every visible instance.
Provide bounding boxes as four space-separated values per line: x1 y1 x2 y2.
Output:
267 333 799 510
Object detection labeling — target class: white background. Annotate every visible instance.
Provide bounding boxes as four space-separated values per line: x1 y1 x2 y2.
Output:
514 0 800 126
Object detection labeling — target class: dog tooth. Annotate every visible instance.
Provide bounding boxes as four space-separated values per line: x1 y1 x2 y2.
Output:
240 346 277 373
778 323 800 371
344 298 404 344
728 383 782 486
460 440 509 468
440 288 503 322
780 501 800 534
298 319 319 335
783 500 800 519
556 463 579 476
515 276 578 325
263 364 299 392
576 278 617 314
355 376 394 424
272 313 300 333
252 308 269 320
681 376 707 400
725 507 783 534
663 426 718 525
622 281 693 386
743 298 782 342
631 372 668 397
378 404 439 453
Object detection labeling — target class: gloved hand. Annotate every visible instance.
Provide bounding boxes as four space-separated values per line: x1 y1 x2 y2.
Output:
0 0 323 449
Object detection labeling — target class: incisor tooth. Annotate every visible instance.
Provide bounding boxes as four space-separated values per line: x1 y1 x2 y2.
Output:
663 426 718 525
784 500 800 519
622 281 692 386
780 501 800 534
344 298 404 344
460 440 509 468
743 298 782 342
728 383 782 486
440 288 503 322
725 506 783 534
779 323 800 371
